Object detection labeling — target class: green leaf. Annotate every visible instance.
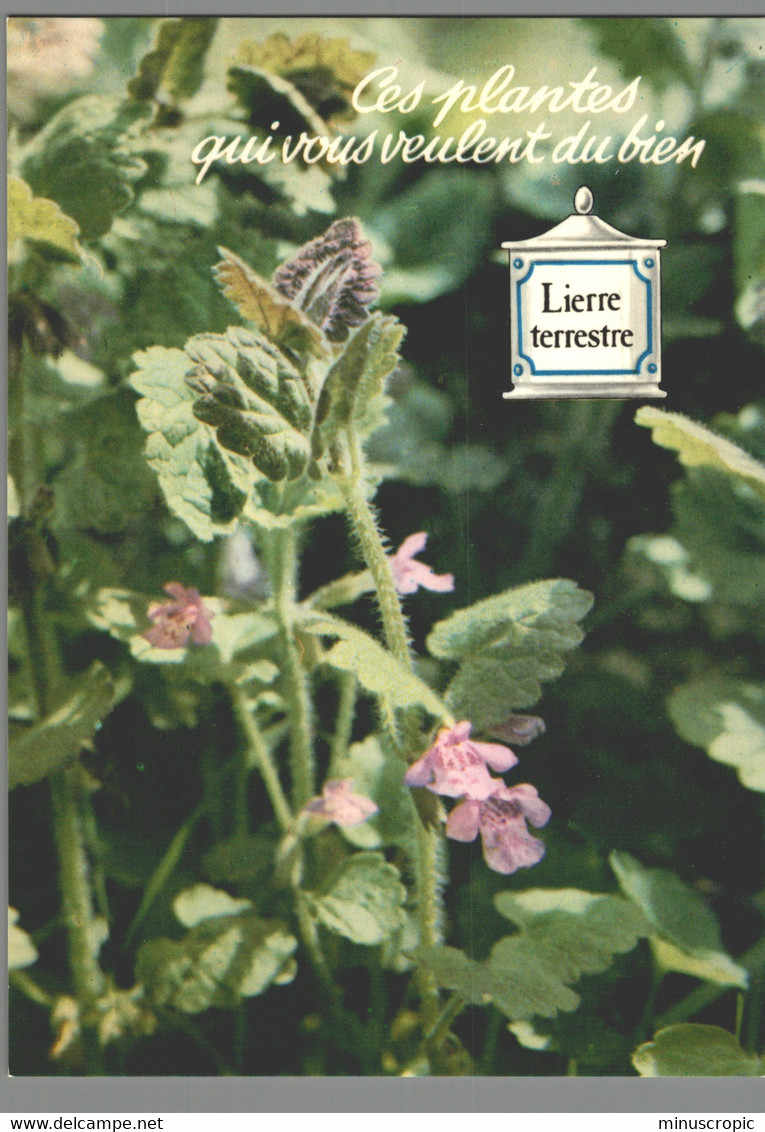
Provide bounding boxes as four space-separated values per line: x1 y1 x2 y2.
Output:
427 580 593 729
7 177 82 263
582 18 694 92
8 908 38 970
632 1024 762 1077
636 407 765 504
87 587 276 673
9 663 115 789
667 678 765 793
331 734 419 851
610 852 749 988
186 327 313 482
21 97 148 240
416 888 648 1022
128 17 218 103
129 344 251 540
136 902 298 1013
305 851 407 946
235 32 375 126
315 314 404 443
173 883 256 928
213 247 327 358
50 389 157 536
304 611 449 722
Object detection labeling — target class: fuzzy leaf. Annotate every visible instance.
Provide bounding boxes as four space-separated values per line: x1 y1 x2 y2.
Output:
632 1024 762 1077
173 883 254 929
129 344 250 540
611 852 748 988
9 663 115 789
213 247 327 357
236 33 375 125
636 406 765 504
20 97 147 239
416 889 648 1022
304 612 449 722
315 313 403 442
427 580 593 729
186 327 313 482
7 177 82 262
136 909 297 1013
667 678 765 793
273 217 382 344
128 17 217 102
305 851 407 945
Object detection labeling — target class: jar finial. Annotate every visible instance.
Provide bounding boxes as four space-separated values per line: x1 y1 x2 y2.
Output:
574 186 594 215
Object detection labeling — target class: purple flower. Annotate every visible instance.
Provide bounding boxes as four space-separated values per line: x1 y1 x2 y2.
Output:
143 583 214 650
273 217 382 343
403 721 517 800
445 783 551 875
389 532 455 596
302 779 379 827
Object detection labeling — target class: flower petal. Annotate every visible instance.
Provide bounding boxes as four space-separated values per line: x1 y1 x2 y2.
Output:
402 754 434 788
470 739 518 773
445 799 481 842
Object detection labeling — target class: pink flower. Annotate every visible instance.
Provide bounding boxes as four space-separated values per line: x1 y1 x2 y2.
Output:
403 721 518 800
143 583 214 650
446 783 551 875
302 779 379 827
389 533 455 596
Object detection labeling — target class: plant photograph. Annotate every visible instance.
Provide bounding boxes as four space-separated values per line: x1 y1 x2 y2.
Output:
7 16 765 1078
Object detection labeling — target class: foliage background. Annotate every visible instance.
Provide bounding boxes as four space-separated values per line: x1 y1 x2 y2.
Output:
7 16 765 1076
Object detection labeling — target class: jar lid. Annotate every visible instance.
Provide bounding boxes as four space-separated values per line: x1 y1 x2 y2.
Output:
502 186 666 251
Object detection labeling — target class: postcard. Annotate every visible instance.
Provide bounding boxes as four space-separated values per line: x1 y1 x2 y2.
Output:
7 15 765 1086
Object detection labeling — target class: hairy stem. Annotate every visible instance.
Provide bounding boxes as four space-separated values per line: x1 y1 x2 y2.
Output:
337 428 444 1039
329 672 357 771
231 686 293 833
270 526 315 809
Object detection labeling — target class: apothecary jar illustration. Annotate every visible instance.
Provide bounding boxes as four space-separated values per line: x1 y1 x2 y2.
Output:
502 186 666 400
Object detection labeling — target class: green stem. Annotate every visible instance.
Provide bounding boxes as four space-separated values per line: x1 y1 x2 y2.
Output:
329 672 357 772
124 800 208 951
336 429 443 1039
14 404 106 1050
340 431 411 666
270 527 315 808
425 990 466 1051
49 765 107 1008
10 969 54 1010
231 687 293 833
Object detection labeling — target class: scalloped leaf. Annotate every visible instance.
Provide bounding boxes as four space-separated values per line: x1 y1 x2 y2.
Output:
213 247 327 358
186 327 313 482
20 96 147 240
303 611 449 722
331 735 418 851
610 852 749 988
636 406 765 503
667 678 765 793
136 908 297 1013
304 851 407 946
427 580 593 729
9 663 115 789
129 344 253 540
8 176 82 263
315 313 403 444
128 17 218 103
632 1024 762 1077
416 888 648 1022
236 33 375 125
